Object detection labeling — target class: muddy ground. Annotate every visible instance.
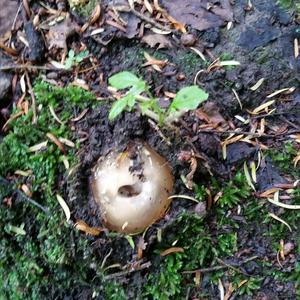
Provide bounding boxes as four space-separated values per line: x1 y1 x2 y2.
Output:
68 1 300 298
1 0 300 299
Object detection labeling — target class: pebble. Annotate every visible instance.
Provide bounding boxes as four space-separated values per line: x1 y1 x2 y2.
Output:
180 33 197 46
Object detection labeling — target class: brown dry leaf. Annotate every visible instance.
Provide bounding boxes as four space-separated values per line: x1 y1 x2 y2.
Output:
160 247 184 256
250 100 275 115
163 13 186 33
291 134 300 143
0 0 19 36
137 236 147 259
195 101 227 127
71 108 89 122
47 14 77 49
224 283 235 300
160 0 233 31
186 157 197 189
266 87 296 98
293 152 300 167
46 132 65 153
143 52 168 71
142 33 173 49
81 4 101 33
75 220 104 236
144 0 153 14
0 41 18 56
258 188 280 198
164 91 176 98
194 270 201 286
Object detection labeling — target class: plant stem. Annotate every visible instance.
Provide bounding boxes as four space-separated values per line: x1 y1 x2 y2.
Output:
142 108 160 122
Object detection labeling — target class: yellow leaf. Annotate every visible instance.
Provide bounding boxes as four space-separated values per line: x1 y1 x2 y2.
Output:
56 194 71 221
250 78 265 91
243 162 256 191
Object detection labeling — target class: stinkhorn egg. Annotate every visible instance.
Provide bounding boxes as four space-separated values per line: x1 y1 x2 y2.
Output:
91 142 174 234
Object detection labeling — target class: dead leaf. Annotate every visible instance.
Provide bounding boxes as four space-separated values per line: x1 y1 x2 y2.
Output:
46 132 65 153
142 52 168 71
56 194 71 222
81 4 101 33
160 247 184 256
195 101 227 127
137 236 147 259
160 0 233 32
142 33 173 49
47 14 77 49
75 220 104 236
163 13 186 33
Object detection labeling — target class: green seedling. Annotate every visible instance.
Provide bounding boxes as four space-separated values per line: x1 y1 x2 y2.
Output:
64 49 89 70
108 71 209 124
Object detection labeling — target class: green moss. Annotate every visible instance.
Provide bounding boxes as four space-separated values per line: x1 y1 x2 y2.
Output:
144 254 183 300
0 81 99 299
72 0 98 17
268 141 298 175
277 0 300 13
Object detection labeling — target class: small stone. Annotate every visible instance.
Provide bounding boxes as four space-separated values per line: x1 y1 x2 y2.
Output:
176 73 185 81
0 72 12 100
193 202 207 217
283 242 294 256
0 51 13 101
24 21 45 62
180 33 197 46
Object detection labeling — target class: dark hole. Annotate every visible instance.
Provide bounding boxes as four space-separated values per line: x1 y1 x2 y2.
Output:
118 182 142 197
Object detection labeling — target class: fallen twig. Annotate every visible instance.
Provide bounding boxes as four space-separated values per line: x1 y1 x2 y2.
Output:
0 64 70 71
104 261 151 280
198 129 300 138
182 256 258 274
0 176 49 214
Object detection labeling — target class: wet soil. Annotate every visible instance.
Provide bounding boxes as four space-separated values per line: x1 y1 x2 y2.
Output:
63 0 300 298
1 0 300 298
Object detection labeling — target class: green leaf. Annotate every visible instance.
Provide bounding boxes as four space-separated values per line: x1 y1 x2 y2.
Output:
108 94 134 120
139 101 152 115
75 50 89 62
129 80 146 96
169 86 208 112
68 49 75 59
125 235 135 249
109 71 141 90
64 58 73 70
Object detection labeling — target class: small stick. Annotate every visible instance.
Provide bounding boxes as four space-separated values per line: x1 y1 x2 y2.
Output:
115 5 174 33
197 129 300 138
0 176 49 214
0 65 69 71
130 8 174 33
251 110 300 119
279 116 300 130
104 261 151 280
148 119 171 145
182 256 258 274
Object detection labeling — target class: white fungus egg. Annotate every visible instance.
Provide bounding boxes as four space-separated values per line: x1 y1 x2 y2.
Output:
91 142 174 234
